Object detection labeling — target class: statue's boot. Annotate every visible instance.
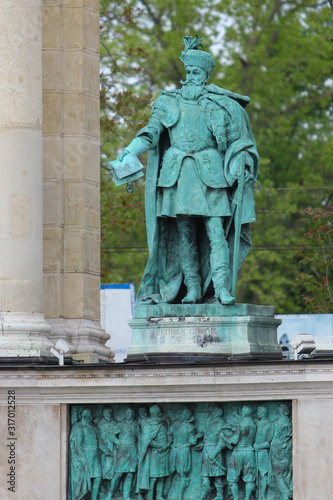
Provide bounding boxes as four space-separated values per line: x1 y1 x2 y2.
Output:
230 483 239 500
210 241 235 304
217 286 235 305
199 478 211 500
212 258 235 305
177 216 202 303
205 217 235 305
212 483 224 500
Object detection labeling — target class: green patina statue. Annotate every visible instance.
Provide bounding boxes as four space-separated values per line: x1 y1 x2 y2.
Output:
68 402 292 500
111 35 259 306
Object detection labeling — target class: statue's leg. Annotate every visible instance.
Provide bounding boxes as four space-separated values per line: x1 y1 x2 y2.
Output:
244 481 255 500
259 472 268 500
163 472 173 497
212 476 224 500
91 477 102 500
110 472 122 498
122 472 134 499
199 476 211 500
148 478 157 500
204 217 235 305
229 482 239 500
155 477 166 500
178 473 188 500
176 215 201 303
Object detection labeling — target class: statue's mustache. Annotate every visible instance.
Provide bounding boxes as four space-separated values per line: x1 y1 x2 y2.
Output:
180 79 201 86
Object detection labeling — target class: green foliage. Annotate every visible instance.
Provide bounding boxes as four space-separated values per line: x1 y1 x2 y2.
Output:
100 0 333 311
297 207 333 313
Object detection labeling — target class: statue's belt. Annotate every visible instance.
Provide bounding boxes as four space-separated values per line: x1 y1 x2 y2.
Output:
169 145 219 155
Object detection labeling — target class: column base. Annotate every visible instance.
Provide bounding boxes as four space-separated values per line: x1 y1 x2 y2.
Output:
0 312 53 357
47 318 115 363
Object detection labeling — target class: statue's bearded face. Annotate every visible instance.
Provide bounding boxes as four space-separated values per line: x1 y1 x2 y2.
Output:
180 65 207 100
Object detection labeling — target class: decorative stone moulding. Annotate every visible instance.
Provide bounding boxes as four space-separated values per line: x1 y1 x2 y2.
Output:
0 313 52 358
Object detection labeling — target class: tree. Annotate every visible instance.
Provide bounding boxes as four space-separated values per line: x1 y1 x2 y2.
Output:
297 207 333 312
100 0 333 313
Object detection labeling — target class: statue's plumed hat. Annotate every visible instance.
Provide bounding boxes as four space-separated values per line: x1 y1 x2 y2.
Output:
180 35 216 77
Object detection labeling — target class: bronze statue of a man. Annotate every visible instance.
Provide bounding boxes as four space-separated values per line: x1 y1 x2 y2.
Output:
116 35 259 305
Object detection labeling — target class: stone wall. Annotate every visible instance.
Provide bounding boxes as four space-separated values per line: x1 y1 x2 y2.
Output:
0 362 333 499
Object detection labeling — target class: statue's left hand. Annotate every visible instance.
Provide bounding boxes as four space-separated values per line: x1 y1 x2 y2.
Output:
244 170 254 182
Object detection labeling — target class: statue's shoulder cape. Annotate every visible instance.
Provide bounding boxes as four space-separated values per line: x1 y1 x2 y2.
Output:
205 84 250 108
155 86 250 109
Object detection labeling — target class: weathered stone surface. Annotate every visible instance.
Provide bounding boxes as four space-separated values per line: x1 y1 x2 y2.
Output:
43 227 64 272
128 307 281 359
1 364 333 499
43 92 62 134
135 303 275 319
42 50 62 91
43 136 64 180
43 272 62 318
64 136 100 183
41 0 112 360
42 5 62 49
43 181 64 225
0 0 52 355
0 403 64 499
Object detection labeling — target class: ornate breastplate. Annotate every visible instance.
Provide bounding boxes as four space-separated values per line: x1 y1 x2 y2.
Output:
169 97 216 153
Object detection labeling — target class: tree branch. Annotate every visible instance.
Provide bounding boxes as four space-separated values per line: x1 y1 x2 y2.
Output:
321 243 333 303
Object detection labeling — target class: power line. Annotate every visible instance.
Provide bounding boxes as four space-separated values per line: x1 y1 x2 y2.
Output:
257 209 333 215
102 244 333 254
255 186 333 191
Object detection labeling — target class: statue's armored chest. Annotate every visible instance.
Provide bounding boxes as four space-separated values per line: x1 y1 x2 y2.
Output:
168 97 215 152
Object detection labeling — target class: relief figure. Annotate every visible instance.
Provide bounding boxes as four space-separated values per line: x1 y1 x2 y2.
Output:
227 405 257 500
97 407 120 496
268 404 293 500
166 407 203 499
109 407 138 500
137 405 171 500
197 406 233 500
253 406 273 500
69 408 102 500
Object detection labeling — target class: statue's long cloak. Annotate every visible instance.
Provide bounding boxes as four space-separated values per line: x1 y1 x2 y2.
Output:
137 85 259 303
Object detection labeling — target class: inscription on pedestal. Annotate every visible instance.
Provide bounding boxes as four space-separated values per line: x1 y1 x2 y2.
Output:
68 401 292 500
150 327 221 347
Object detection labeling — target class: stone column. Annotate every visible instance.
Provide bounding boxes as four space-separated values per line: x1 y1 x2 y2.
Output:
0 0 52 356
42 0 113 361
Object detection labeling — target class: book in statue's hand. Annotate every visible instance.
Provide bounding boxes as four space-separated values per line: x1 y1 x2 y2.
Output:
108 153 144 186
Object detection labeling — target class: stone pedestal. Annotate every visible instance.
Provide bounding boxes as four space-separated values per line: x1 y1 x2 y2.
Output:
127 304 282 362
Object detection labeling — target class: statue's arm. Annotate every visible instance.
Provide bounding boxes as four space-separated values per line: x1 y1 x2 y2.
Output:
117 96 167 161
